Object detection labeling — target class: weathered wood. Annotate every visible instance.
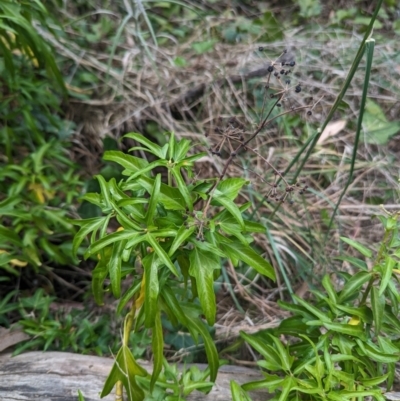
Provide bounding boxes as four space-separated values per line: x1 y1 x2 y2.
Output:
0 351 270 401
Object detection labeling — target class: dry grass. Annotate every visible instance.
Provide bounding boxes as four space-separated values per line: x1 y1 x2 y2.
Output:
42 3 400 348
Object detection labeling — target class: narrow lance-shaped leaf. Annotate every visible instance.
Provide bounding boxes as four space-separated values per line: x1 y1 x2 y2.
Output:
168 225 196 257
150 311 163 392
160 285 189 326
172 166 193 211
322 274 337 304
112 201 143 231
338 271 372 303
103 150 148 173
125 132 166 158
212 193 244 228
371 286 385 334
189 247 219 325
92 260 108 305
293 295 331 323
145 173 161 225
109 240 126 299
379 255 395 296
240 332 282 370
340 237 372 258
143 252 160 328
100 345 147 400
186 316 219 383
220 242 275 281
146 233 178 276
84 230 138 259
230 381 252 401
95 175 112 211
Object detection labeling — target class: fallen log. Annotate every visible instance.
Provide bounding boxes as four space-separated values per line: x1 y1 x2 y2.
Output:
0 351 270 401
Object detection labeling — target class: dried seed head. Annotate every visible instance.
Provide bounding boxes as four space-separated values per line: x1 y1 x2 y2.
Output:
259 46 264 51
307 110 312 116
295 85 302 93
268 65 274 72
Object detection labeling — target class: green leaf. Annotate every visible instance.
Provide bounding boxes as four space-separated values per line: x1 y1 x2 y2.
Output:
145 173 161 225
242 374 284 392
340 237 372 258
109 240 126 298
103 150 148 173
231 381 252 401
143 252 160 328
150 311 163 392
363 99 400 145
240 332 283 371
125 132 167 158
0 225 22 246
220 242 275 280
160 285 188 326
371 286 385 334
217 178 249 201
172 166 193 211
338 271 372 303
112 201 143 231
189 247 219 325
101 345 147 400
95 175 112 210
335 305 372 323
360 373 388 387
334 256 368 271
379 255 395 296
212 193 244 228
322 275 337 304
186 316 219 383
117 281 141 315
146 233 178 276
279 377 294 401
323 322 366 340
126 159 168 181
134 176 186 210
267 334 293 371
168 225 196 257
243 220 266 233
356 339 399 363
172 137 190 161
216 216 248 244
84 230 138 259
192 39 218 54
293 295 331 323
92 260 108 305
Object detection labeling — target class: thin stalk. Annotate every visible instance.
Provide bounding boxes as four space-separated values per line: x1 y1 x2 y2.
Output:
324 39 375 243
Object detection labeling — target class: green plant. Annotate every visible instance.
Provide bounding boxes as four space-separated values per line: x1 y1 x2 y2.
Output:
0 140 82 276
8 288 138 356
71 130 282 400
233 207 400 401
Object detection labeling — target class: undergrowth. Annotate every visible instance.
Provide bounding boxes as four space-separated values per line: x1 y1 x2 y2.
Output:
0 3 400 401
